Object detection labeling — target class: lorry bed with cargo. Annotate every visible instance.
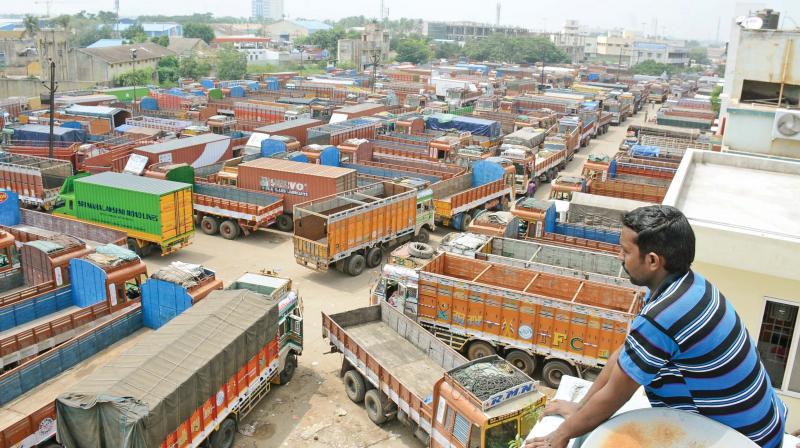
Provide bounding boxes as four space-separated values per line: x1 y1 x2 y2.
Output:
323 302 547 447
431 160 514 230
55 172 194 256
587 173 670 203
55 274 302 448
0 154 73 211
293 181 434 276
193 182 284 239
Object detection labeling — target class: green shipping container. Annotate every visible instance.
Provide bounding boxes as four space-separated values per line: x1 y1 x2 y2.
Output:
69 172 194 241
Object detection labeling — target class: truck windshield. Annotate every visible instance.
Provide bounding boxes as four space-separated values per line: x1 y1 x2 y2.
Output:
484 419 518 448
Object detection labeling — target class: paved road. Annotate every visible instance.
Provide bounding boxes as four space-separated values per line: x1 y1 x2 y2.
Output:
144 109 645 448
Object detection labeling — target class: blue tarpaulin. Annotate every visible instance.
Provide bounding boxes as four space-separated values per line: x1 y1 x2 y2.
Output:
424 114 501 138
319 146 340 167
12 124 86 143
630 144 660 157
0 190 20 226
471 160 506 187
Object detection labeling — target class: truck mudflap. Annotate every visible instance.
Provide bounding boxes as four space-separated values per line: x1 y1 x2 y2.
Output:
160 233 194 256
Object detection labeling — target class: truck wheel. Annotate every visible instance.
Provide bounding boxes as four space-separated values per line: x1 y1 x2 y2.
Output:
346 254 366 276
209 417 236 448
408 242 434 259
343 370 366 403
466 341 495 360
413 227 430 243
126 238 143 257
505 350 537 376
460 213 473 231
542 359 576 389
365 389 389 425
275 214 293 232
219 220 240 240
279 353 297 384
200 216 219 235
366 247 383 268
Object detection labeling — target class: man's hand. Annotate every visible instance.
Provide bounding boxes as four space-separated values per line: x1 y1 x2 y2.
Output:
525 428 570 448
540 400 581 420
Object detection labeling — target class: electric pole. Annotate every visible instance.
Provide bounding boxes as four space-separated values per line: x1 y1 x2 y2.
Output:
130 48 138 109
369 48 381 94
41 58 58 159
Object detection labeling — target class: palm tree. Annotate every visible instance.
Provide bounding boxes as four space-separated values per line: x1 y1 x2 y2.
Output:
54 15 71 35
23 15 39 39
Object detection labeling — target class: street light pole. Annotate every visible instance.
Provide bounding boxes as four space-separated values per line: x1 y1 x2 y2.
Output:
41 59 58 159
130 48 138 110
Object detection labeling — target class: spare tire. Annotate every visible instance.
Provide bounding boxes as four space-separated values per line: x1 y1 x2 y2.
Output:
408 242 434 259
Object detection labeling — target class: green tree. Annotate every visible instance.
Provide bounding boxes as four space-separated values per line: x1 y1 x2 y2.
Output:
463 34 568 64
303 28 346 54
715 63 726 77
631 59 675 76
115 68 153 87
689 47 709 65
710 85 722 114
53 15 72 34
395 38 431 64
23 15 39 39
122 23 148 42
97 10 118 27
156 56 179 84
76 25 112 47
184 23 215 44
178 55 212 80
151 35 170 47
215 45 247 80
434 41 462 61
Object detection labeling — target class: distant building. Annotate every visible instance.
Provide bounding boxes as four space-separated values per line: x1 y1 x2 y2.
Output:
262 19 332 43
113 22 183 38
74 42 176 82
719 10 800 159
594 30 688 66
550 20 586 63
0 30 37 74
87 39 124 48
424 21 531 42
252 0 284 21
212 36 270 62
167 37 211 59
337 23 390 70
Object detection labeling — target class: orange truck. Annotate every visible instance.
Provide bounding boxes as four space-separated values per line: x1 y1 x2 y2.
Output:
431 160 515 230
293 181 435 276
323 302 547 447
411 252 642 388
192 182 284 240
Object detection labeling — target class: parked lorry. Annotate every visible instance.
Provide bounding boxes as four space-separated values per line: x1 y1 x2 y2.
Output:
193 182 284 239
54 172 194 256
466 211 522 238
323 302 548 446
502 127 546 149
431 160 515 230
370 251 642 388
235 158 358 231
0 271 301 448
511 198 621 254
439 232 632 288
132 133 234 168
293 181 435 276
0 154 73 211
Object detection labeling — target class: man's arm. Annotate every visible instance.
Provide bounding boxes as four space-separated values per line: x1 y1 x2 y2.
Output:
527 360 640 448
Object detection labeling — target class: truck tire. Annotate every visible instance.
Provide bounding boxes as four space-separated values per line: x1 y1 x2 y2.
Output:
460 213 473 231
542 359 576 389
127 238 143 257
364 389 389 425
346 254 366 276
408 242 434 259
200 216 219 235
209 417 236 448
505 350 537 376
275 214 293 232
466 341 495 360
366 247 383 268
279 353 297 384
219 220 240 240
413 227 430 244
343 370 366 403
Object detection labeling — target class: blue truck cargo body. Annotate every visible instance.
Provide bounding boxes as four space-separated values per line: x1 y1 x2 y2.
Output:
544 203 620 244
141 279 193 330
12 124 87 144
0 286 73 332
69 258 108 308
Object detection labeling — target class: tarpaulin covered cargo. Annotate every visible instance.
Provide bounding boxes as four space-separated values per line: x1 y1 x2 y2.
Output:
567 192 651 227
424 113 500 138
630 144 660 158
133 134 232 168
55 288 280 448
11 124 87 144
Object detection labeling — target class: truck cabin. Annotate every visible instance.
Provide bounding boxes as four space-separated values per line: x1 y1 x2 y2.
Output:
549 175 587 201
497 146 534 189
510 197 552 238
228 272 303 348
19 235 94 288
0 231 15 273
455 146 493 168
475 96 500 112
149 263 223 304
433 356 546 448
467 210 522 238
206 114 237 135
581 154 612 180
77 249 148 303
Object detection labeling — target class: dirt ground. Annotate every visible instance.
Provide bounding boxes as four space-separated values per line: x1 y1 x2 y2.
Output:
145 111 642 448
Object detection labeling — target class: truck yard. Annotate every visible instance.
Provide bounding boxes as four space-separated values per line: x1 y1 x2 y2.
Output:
3 6 800 446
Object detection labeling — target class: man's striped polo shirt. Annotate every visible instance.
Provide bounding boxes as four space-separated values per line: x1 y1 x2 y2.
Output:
617 270 787 447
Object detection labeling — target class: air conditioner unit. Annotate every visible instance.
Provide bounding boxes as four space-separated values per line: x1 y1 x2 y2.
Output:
772 109 800 142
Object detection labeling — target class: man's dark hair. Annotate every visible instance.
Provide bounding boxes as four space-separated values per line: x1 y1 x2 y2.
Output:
623 205 695 274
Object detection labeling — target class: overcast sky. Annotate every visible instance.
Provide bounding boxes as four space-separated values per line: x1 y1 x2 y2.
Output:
6 0 800 40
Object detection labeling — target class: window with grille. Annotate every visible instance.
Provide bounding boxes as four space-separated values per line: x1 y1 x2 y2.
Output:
453 412 470 445
757 299 800 393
